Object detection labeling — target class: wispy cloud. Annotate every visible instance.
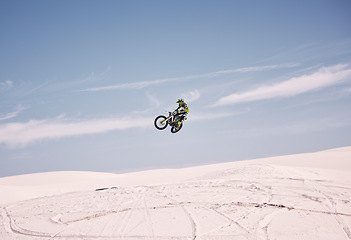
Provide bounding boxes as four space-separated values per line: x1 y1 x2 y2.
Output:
0 116 152 148
0 109 241 147
212 64 351 106
0 105 26 121
227 117 351 138
81 78 174 92
210 63 299 75
181 89 200 103
146 92 161 108
131 93 161 115
80 63 299 92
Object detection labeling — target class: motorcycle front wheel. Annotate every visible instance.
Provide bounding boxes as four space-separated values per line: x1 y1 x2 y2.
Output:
154 115 168 130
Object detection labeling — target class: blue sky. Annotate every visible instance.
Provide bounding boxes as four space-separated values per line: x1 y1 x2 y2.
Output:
1 0 351 177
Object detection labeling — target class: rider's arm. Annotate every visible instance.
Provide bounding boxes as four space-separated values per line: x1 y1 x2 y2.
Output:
177 106 185 114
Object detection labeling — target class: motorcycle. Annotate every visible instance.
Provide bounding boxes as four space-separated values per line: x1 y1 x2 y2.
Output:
154 111 184 133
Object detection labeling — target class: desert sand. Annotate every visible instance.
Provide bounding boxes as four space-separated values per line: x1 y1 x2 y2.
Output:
0 147 350 239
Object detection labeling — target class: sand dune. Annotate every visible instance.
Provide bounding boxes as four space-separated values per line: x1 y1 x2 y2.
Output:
0 147 350 239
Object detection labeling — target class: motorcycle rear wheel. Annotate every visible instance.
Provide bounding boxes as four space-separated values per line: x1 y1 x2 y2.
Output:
171 123 183 133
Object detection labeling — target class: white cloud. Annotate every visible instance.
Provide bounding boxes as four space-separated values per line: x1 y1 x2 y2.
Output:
212 64 351 106
181 90 200 103
0 105 26 121
81 78 171 91
229 117 351 138
80 63 298 92
0 109 240 147
0 116 152 148
209 63 299 75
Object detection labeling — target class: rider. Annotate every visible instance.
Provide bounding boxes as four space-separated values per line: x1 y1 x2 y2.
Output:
174 99 189 127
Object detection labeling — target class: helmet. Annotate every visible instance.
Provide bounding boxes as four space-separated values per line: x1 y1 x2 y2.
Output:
177 99 184 104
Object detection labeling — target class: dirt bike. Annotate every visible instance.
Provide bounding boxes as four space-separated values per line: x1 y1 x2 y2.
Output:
154 111 184 133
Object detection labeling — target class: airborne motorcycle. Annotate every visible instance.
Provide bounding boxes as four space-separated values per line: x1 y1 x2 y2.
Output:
154 111 185 133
